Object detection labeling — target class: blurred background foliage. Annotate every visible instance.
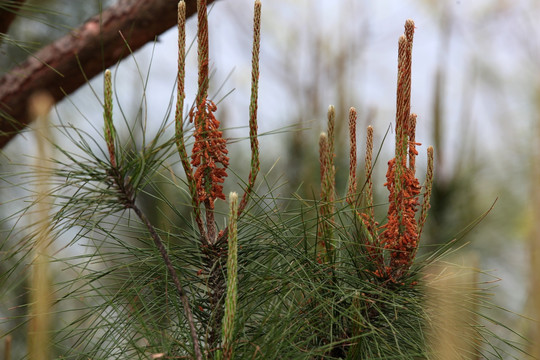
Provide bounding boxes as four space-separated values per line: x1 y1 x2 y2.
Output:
1 0 539 357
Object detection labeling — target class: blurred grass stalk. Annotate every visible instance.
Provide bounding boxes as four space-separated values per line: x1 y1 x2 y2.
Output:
529 87 540 358
425 258 481 360
27 92 54 360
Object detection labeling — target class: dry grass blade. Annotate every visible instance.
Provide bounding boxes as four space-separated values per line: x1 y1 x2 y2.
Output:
27 92 54 360
424 260 481 360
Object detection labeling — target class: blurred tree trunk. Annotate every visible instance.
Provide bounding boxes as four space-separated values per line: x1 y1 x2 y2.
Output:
0 0 216 149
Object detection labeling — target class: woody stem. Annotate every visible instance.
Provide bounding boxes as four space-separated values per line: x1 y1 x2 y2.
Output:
128 202 202 360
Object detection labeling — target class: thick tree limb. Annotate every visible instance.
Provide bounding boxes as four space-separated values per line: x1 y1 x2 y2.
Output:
0 0 216 149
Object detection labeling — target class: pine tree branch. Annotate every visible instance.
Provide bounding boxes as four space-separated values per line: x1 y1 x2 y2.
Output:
129 202 203 360
0 0 217 149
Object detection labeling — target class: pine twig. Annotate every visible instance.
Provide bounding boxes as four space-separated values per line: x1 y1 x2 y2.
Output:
174 1 207 244
417 145 434 242
346 107 357 206
103 70 116 168
317 106 337 264
221 192 239 360
196 0 210 104
318 131 331 263
238 0 262 216
102 59 201 359
379 19 423 280
364 125 375 222
361 125 379 245
326 105 336 207
192 0 229 246
128 203 202 360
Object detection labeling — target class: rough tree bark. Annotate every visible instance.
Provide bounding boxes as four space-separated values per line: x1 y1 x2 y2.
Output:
0 0 216 149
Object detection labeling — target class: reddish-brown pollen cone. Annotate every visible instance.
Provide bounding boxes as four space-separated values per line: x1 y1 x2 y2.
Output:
190 99 229 210
379 156 421 279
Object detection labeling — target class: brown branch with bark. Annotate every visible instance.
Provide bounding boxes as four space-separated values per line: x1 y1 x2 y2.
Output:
0 0 217 149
